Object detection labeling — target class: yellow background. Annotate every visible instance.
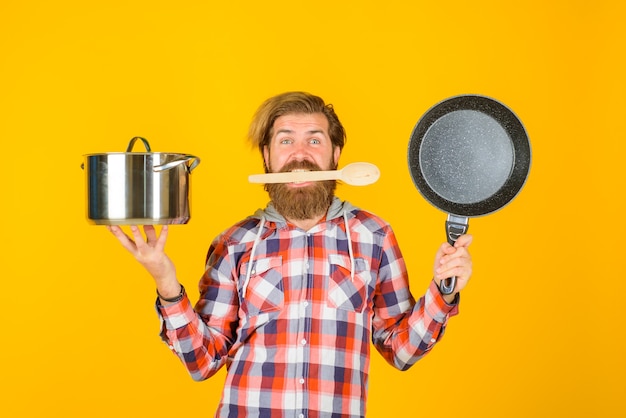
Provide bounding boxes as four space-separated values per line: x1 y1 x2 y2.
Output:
1 1 624 417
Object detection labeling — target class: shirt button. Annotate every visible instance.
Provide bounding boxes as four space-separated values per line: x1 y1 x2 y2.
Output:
299 414 304 418
299 378 305 384
430 338 436 343
303 301 309 307
301 338 307 346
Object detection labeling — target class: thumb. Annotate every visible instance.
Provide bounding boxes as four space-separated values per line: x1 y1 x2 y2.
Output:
454 234 473 248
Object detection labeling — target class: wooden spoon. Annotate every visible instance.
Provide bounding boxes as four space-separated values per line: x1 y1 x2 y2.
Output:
248 162 380 186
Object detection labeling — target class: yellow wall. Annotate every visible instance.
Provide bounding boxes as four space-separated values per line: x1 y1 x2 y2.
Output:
1 1 624 417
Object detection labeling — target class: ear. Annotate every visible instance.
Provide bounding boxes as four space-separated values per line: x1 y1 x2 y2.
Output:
333 146 341 168
263 145 270 172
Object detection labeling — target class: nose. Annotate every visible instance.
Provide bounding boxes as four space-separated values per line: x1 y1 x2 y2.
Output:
290 141 311 161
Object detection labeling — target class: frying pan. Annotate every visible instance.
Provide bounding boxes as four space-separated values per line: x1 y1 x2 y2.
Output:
407 94 531 294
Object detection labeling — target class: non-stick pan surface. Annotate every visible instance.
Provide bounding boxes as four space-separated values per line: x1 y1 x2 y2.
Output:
408 94 531 218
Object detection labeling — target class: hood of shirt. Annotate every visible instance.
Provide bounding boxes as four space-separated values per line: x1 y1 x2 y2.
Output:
251 196 357 225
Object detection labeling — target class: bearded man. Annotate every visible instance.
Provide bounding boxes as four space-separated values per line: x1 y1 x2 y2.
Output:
108 91 473 418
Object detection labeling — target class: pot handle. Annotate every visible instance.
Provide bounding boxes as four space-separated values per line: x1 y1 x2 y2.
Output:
126 136 152 152
81 136 152 169
153 155 201 173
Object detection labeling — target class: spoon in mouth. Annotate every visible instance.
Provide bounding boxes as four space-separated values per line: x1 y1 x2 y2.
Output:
248 162 380 186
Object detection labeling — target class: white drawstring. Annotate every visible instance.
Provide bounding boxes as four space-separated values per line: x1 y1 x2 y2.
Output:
343 211 355 282
242 216 265 297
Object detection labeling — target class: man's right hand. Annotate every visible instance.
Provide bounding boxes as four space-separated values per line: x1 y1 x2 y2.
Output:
107 225 180 299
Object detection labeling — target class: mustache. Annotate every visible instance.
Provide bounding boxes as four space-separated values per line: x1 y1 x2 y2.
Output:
278 160 323 173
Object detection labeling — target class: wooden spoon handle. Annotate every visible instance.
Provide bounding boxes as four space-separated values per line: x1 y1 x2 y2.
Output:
248 170 339 184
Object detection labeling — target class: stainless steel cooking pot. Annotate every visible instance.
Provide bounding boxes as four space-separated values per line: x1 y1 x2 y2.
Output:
83 137 201 225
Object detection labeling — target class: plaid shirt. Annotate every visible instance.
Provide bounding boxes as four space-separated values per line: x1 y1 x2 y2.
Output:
158 199 459 417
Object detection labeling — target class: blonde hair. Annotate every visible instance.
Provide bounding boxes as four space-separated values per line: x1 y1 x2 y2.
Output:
248 91 346 154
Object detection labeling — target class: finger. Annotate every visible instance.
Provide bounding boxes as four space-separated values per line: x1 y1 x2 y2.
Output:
129 225 148 250
108 225 138 254
454 234 473 248
438 246 471 272
437 251 471 272
143 225 158 244
436 256 472 282
432 241 453 272
437 242 455 258
452 249 472 269
155 225 169 252
437 266 471 285
107 225 131 243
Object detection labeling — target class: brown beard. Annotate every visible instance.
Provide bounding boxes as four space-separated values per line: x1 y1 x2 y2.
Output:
266 160 337 221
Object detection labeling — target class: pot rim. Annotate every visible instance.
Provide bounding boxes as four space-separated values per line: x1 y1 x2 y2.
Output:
83 151 193 157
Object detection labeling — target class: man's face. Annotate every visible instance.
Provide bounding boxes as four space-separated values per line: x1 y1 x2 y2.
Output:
263 112 341 221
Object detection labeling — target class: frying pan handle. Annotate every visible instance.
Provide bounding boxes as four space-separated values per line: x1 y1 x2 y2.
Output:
440 215 469 295
446 215 469 246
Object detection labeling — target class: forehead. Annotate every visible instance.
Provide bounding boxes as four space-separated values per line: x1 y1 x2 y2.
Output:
272 113 329 135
